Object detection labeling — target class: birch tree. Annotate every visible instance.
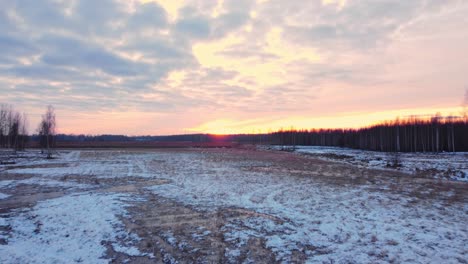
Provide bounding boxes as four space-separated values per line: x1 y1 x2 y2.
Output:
38 105 56 159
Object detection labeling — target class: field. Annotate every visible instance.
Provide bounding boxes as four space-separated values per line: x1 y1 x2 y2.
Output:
0 148 467 263
271 146 468 182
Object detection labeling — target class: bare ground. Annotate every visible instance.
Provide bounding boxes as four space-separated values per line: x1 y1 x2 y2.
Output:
0 148 467 263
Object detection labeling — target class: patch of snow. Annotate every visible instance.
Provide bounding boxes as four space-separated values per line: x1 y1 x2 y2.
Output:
7 151 164 179
191 228 211 241
62 151 81 161
224 248 241 261
146 151 467 263
277 145 468 182
0 180 15 189
160 230 191 251
0 178 91 190
0 193 10 200
0 216 8 242
0 192 151 263
0 150 42 166
161 231 178 247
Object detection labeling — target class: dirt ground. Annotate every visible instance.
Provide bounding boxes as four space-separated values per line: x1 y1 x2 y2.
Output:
1 148 467 263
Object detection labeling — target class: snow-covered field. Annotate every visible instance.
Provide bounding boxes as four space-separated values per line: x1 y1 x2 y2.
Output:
1 193 150 263
268 146 468 182
0 148 467 263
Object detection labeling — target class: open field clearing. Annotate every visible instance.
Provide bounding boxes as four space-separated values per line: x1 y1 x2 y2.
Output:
268 146 468 182
0 148 467 263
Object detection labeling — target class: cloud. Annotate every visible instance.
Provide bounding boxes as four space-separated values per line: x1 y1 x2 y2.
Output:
0 0 467 134
38 34 144 76
0 34 38 63
211 12 251 38
128 2 168 29
281 1 428 51
175 16 212 39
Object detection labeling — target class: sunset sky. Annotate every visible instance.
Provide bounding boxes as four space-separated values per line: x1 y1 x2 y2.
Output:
1 0 467 135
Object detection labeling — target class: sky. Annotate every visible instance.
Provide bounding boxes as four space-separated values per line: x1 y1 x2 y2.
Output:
1 0 467 135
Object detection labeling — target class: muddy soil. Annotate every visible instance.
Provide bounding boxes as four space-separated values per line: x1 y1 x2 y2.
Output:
1 148 466 263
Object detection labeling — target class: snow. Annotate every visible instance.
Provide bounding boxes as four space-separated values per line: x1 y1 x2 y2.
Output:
0 192 10 200
1 150 159 263
1 149 466 263
7 151 162 179
269 145 468 182
0 150 43 165
0 150 67 169
146 151 468 263
0 178 91 190
0 192 150 263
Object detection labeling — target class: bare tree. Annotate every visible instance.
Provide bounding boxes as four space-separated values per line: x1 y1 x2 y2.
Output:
20 113 28 150
9 112 20 152
0 104 29 152
395 117 401 152
38 105 56 159
0 105 7 148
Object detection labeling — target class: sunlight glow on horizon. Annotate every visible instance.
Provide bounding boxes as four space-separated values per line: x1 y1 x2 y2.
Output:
53 106 465 136
187 106 464 135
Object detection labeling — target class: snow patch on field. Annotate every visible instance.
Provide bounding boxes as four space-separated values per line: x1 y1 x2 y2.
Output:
0 178 91 190
270 146 468 181
7 151 162 179
0 192 151 263
0 192 10 200
0 150 43 166
2 149 467 262
147 151 468 263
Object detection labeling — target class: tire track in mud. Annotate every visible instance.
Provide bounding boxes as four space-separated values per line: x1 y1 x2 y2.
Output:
89 151 289 263
123 196 278 259
119 194 282 264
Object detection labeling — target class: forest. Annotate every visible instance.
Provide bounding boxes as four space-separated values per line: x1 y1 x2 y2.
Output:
1 103 467 152
263 115 468 152
33 115 468 152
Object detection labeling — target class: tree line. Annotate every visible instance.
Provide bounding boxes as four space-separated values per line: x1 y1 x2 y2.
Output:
247 115 468 152
0 104 56 158
0 104 28 151
186 115 468 153
5 104 467 153
41 114 468 153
